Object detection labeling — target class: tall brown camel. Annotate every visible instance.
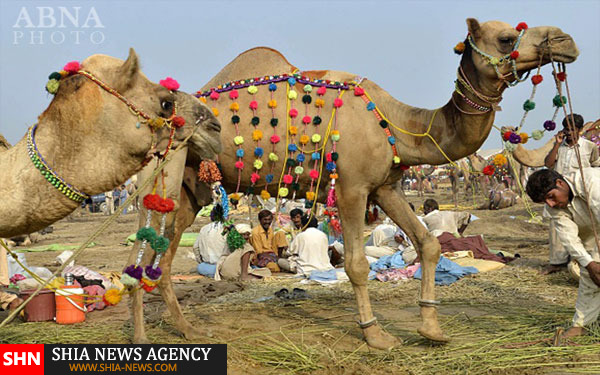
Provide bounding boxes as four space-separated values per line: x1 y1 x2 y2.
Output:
0 49 221 238
128 19 578 349
410 165 436 197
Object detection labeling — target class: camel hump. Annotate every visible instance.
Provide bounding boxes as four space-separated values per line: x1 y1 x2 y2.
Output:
0 134 11 152
201 47 297 91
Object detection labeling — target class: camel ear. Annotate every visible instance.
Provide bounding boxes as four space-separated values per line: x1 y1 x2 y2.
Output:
114 48 140 92
466 18 481 39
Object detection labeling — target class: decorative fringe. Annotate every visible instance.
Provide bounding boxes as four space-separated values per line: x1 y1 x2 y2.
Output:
326 186 337 207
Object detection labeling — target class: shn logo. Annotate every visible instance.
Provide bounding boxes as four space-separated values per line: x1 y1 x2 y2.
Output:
3 352 41 366
12 7 106 45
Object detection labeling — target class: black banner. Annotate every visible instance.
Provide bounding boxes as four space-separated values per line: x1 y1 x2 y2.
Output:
44 344 226 374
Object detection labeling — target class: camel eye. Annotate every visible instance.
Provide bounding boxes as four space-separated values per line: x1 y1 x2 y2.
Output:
499 37 514 45
161 100 173 111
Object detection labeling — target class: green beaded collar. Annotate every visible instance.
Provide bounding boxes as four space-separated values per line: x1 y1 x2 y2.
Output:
27 124 89 203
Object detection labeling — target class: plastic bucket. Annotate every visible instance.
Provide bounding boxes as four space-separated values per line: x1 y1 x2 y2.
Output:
55 285 86 324
19 289 56 322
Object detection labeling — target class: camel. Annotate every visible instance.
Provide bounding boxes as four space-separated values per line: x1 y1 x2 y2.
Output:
128 19 578 349
0 49 221 239
409 165 436 196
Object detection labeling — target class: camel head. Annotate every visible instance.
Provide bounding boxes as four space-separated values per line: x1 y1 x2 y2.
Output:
184 100 222 161
46 49 220 170
463 19 578 87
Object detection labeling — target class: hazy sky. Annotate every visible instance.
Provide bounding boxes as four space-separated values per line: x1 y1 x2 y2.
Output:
1 0 598 152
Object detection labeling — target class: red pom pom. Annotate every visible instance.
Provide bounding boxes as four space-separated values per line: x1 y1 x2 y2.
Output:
143 194 161 210
483 165 495 176
172 116 185 128
510 50 519 59
251 173 260 184
156 197 175 213
159 77 180 91
333 98 343 108
209 90 220 100
283 174 293 184
503 131 512 141
249 100 258 110
309 170 319 179
63 61 81 73
556 72 567 81
531 75 543 85
229 90 239 100
140 282 157 292
354 87 365 96
235 160 244 169
399 164 410 171
302 116 311 124
289 108 298 118
316 86 327 96
515 22 528 31
326 152 333 162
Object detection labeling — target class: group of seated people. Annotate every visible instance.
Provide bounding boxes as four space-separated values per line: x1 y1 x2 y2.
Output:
193 197 482 282
194 208 343 281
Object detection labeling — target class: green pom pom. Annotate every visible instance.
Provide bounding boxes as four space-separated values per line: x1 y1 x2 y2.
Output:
523 100 535 111
48 72 62 80
251 116 260 125
331 152 339 161
532 129 544 140
46 79 60 94
553 95 567 107
226 228 246 251
231 115 240 124
152 236 170 254
136 227 157 242
270 118 279 127
120 273 139 288
312 116 322 125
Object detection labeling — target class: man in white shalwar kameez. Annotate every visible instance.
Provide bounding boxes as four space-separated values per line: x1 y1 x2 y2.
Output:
542 114 600 275
527 168 600 340
278 215 334 276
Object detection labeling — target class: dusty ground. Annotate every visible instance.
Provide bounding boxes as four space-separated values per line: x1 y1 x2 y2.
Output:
1 186 599 375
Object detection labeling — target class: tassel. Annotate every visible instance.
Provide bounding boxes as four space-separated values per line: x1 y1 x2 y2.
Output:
327 185 337 207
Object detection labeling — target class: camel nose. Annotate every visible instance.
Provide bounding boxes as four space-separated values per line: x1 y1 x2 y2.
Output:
207 119 221 132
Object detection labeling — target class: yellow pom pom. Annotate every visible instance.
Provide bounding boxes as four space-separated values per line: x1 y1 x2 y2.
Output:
212 107 219 116
199 97 207 103
289 126 298 135
230 102 240 112
393 156 401 164
278 187 289 197
230 193 241 201
234 136 244 145
315 99 325 108
269 153 279 162
306 191 315 201
299 135 310 145
252 129 263 141
519 132 529 144
253 159 263 169
288 90 298 100
268 99 277 108
248 85 258 94
493 154 507 166
46 79 60 94
261 190 271 200
311 134 322 143
104 289 122 306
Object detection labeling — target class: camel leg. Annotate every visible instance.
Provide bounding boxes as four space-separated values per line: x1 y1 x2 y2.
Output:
372 184 449 343
336 185 399 350
128 241 155 344
157 184 205 340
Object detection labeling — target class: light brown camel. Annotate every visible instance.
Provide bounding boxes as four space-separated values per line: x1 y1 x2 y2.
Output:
128 19 578 349
410 165 436 197
0 49 221 238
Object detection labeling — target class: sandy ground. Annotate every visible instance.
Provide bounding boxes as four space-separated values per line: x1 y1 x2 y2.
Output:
1 186 599 375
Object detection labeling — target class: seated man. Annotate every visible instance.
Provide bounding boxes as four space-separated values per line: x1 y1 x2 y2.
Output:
280 208 304 244
217 224 271 281
250 210 288 272
526 168 600 341
422 198 470 237
278 215 334 276
192 219 228 277
364 221 408 260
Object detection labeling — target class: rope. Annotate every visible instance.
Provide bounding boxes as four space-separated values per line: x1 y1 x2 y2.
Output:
0 127 196 328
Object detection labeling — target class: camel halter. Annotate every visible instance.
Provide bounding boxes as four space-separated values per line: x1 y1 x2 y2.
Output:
467 23 528 87
32 63 186 203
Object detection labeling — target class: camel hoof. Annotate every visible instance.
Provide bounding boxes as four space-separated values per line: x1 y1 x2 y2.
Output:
133 336 151 345
363 325 401 350
183 326 205 341
417 326 450 343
